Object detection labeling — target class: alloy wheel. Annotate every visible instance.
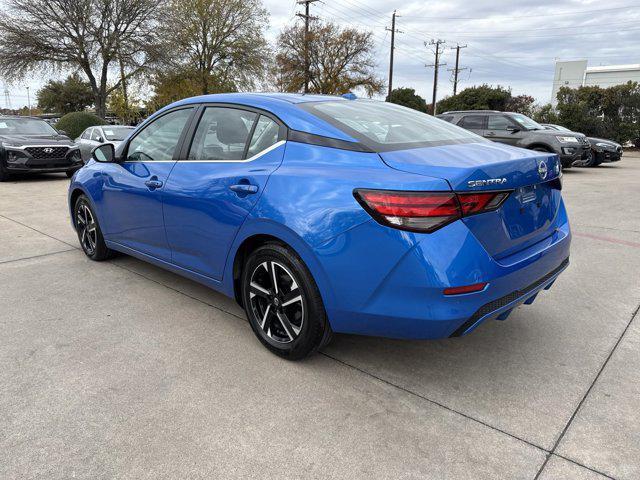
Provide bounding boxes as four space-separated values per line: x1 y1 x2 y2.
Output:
248 261 304 343
76 203 97 255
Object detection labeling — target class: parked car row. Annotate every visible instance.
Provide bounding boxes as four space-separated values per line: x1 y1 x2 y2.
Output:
0 116 134 181
541 123 623 167
436 110 623 168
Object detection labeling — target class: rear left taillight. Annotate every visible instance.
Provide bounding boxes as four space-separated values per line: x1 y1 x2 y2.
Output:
354 189 510 233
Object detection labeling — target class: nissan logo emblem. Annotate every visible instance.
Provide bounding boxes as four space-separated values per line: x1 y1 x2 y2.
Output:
538 161 548 180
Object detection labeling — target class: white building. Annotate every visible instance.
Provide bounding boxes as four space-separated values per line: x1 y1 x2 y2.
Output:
551 60 640 104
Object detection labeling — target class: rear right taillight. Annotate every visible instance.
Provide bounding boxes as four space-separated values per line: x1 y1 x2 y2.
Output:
354 189 510 233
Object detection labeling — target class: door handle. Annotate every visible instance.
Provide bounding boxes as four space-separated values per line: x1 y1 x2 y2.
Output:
229 184 258 194
486 132 496 137
145 179 163 190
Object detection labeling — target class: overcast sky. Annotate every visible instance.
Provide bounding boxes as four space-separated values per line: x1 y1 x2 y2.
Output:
3 0 639 109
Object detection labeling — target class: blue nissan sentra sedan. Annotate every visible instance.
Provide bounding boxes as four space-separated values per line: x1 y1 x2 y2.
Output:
68 93 570 359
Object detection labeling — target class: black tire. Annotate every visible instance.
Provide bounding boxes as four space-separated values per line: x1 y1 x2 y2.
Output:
241 242 332 360
0 168 8 182
66 170 75 178
73 195 113 261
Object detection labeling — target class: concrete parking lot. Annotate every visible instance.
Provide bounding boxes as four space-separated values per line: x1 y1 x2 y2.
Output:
1 154 639 479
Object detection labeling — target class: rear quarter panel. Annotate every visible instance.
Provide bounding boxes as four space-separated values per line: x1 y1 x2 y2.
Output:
223 141 452 308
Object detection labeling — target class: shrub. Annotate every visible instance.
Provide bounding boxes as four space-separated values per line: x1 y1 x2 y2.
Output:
55 111 106 139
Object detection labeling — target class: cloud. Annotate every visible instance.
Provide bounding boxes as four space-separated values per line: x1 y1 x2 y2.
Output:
264 0 640 104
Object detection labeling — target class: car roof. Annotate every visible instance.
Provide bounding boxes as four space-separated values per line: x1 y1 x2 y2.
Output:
441 110 501 115
149 92 360 143
0 115 48 120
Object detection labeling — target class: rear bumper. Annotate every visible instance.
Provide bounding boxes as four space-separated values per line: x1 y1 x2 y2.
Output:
319 200 571 339
449 257 569 337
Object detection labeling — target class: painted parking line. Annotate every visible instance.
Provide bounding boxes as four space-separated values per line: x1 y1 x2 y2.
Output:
573 232 640 249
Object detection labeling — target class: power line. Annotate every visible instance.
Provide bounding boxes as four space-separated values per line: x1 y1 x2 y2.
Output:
425 39 446 114
448 44 468 95
385 10 402 100
408 4 640 20
296 0 320 93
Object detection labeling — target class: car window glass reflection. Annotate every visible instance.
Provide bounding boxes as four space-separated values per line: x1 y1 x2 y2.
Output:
188 107 257 161
127 108 193 162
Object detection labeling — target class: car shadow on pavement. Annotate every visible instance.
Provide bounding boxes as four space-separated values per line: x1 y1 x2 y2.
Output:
2 173 70 183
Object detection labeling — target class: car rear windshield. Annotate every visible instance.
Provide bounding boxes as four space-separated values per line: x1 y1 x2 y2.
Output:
300 100 485 151
0 118 58 135
103 126 135 141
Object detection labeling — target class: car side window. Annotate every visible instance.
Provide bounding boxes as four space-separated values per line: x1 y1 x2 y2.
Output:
246 115 281 158
91 128 102 141
188 107 257 161
458 115 485 130
127 108 193 162
488 115 514 131
82 128 92 140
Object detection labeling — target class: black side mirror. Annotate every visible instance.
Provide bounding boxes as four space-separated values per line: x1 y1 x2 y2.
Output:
97 136 104 143
506 126 520 133
92 143 115 163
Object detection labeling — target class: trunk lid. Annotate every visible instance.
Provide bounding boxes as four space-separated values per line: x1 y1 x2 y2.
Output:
379 142 563 259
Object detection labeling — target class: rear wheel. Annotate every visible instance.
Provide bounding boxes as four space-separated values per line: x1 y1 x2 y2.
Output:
241 242 331 360
74 195 113 261
0 168 8 182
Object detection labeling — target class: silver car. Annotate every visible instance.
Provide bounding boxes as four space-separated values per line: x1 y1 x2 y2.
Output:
75 125 135 162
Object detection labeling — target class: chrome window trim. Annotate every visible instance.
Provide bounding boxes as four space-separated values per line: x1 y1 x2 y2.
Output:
121 140 286 164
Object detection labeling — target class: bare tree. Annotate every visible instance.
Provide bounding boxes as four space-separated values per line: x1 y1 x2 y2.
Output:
276 22 385 96
159 0 270 95
0 0 162 118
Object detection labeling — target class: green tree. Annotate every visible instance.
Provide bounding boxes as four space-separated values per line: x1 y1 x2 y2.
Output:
275 21 384 96
36 74 94 115
506 94 535 116
387 88 427 112
532 104 559 124
108 88 143 125
554 82 640 143
437 85 512 113
555 85 606 137
55 111 106 139
158 0 269 95
147 69 237 113
0 0 163 118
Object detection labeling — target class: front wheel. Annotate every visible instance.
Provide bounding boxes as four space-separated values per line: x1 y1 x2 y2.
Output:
73 195 113 261
241 243 332 360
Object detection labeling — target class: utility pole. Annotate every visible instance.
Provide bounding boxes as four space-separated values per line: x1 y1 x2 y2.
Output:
386 10 402 101
297 0 319 94
26 86 31 116
425 39 446 115
448 44 468 95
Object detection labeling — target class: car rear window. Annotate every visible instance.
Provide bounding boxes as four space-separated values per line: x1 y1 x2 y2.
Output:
299 100 484 152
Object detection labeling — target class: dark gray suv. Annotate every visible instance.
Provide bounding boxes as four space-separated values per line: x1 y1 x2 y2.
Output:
437 110 590 169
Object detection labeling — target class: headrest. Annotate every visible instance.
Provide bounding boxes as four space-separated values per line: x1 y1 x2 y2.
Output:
216 114 249 145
